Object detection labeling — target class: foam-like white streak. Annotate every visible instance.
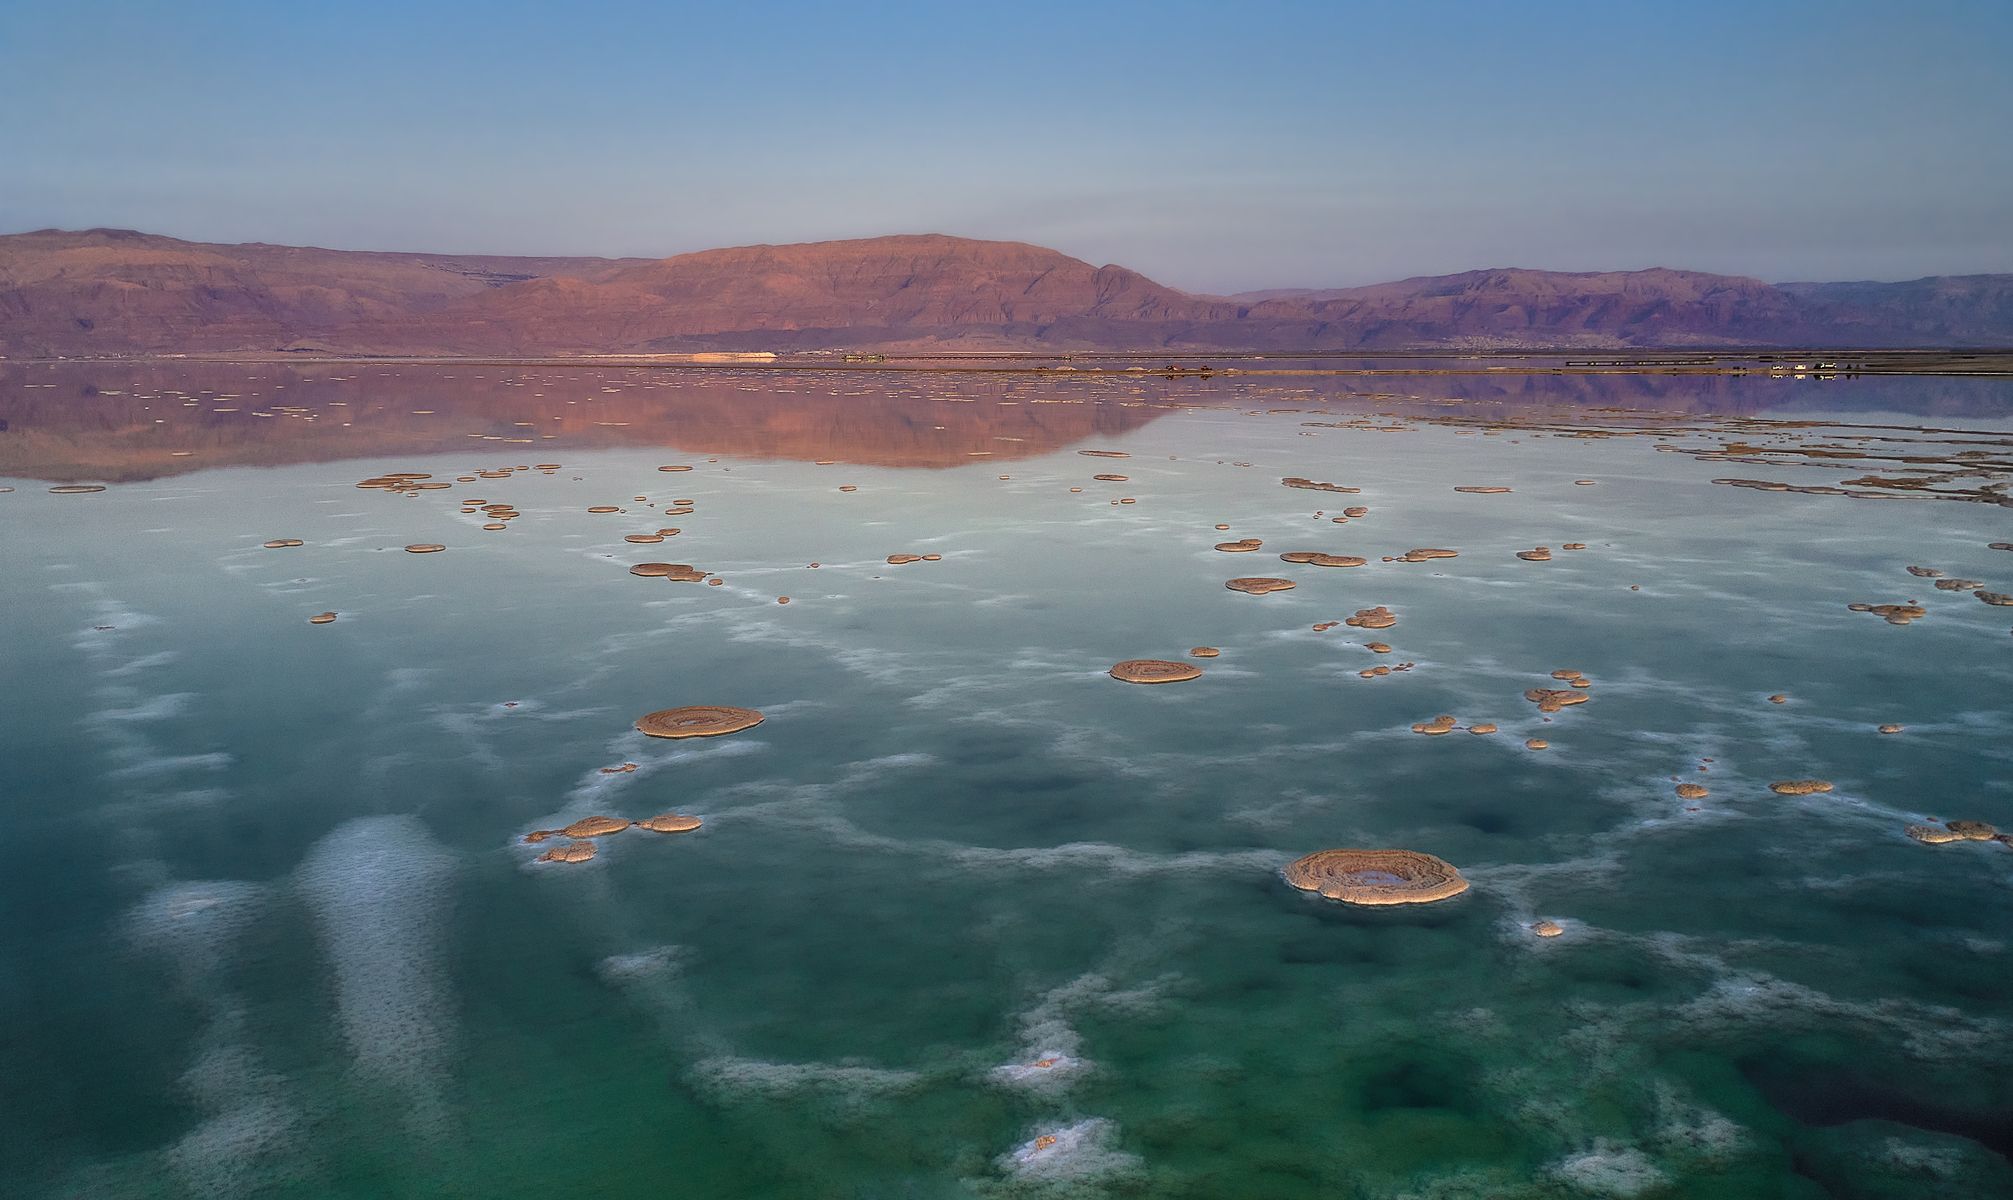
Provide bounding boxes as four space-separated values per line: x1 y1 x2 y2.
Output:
946 840 1285 879
733 800 1284 881
989 973 1174 1094
90 691 196 724
296 816 457 1104
105 649 180 678
1671 970 2006 1063
998 1119 1140 1182
164 1096 305 1199
690 1055 923 1099
109 751 233 779
127 880 266 991
596 944 690 985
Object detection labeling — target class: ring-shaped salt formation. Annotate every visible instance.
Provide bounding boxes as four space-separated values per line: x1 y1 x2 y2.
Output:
1109 659 1203 684
1281 848 1469 906
50 484 108 494
1226 577 1296 595
636 705 765 739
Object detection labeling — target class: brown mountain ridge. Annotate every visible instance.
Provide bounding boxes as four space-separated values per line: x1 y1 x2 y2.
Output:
3 227 2009 356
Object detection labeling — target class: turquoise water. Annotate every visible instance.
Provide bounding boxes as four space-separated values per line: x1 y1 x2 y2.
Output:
3 364 2011 1198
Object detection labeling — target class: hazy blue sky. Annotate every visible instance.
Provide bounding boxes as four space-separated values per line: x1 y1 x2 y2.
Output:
4 0 2011 291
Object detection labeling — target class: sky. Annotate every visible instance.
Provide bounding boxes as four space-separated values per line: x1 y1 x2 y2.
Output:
3 0 2012 293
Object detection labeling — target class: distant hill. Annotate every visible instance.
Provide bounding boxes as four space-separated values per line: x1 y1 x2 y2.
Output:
2 227 2008 356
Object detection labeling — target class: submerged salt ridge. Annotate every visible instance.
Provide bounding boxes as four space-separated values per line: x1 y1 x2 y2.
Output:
2 367 2012 1198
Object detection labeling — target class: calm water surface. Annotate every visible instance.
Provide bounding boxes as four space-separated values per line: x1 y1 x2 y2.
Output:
3 362 2011 1198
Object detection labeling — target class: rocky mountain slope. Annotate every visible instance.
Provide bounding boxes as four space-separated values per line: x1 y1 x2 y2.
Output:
3 227 2007 355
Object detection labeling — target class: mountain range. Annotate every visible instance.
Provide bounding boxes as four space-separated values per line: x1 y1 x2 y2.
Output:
4 227 2010 357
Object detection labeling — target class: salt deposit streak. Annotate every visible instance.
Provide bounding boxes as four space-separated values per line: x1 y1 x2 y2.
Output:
988 1052 1089 1092
296 816 456 1107
1545 1140 1670 1197
690 1055 923 1100
999 1118 1141 1182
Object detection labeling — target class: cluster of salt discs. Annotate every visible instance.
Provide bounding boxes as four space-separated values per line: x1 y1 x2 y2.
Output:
1769 780 1833 796
1525 687 1587 713
1906 819 2001 845
527 811 704 864
1515 546 1553 562
1281 848 1469 906
355 472 441 493
1345 606 1396 629
1109 659 1203 684
262 538 303 549
1849 602 1926 625
1359 658 1416 679
1280 551 1365 567
1390 548 1455 563
1281 477 1357 493
631 562 710 581
886 553 942 565
1215 538 1263 553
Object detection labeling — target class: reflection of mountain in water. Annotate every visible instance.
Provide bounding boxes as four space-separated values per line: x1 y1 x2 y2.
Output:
3 361 2010 482
0 363 1168 481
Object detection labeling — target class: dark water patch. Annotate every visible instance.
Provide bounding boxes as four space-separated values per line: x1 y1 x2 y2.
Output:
1742 1052 2013 1161
1788 1119 2013 1199
1455 805 1521 836
1549 941 1674 1001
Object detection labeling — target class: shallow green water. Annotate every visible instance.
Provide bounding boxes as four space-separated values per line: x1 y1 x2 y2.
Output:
3 365 2011 1198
